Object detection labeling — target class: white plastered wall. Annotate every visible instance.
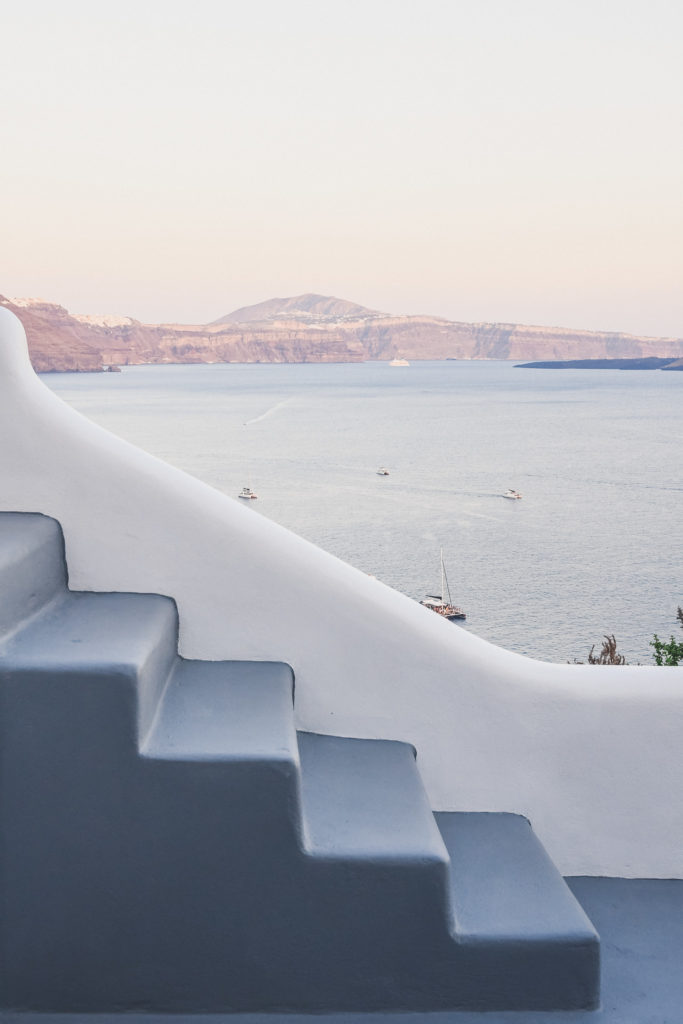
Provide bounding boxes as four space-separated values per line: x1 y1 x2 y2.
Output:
1 305 682 877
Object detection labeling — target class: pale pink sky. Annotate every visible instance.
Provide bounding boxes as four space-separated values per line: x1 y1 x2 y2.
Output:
2 0 682 335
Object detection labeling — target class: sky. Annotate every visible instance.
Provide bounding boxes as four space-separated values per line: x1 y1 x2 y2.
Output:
2 0 682 335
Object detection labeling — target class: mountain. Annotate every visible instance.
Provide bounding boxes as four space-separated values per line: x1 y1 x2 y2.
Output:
3 292 683 372
212 293 381 324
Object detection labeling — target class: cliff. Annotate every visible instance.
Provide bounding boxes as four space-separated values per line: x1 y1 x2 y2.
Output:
3 292 683 372
0 296 111 372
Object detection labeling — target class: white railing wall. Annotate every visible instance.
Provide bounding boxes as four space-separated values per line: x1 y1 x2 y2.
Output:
1 305 681 878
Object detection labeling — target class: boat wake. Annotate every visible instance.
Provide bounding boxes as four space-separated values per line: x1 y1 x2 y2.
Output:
462 511 502 522
244 399 292 426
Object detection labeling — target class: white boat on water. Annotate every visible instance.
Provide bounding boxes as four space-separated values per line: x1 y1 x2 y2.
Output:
420 550 466 621
389 358 410 367
503 489 522 500
238 486 258 500
376 467 389 476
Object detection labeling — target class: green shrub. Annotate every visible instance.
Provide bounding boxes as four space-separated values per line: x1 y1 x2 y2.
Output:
649 607 683 666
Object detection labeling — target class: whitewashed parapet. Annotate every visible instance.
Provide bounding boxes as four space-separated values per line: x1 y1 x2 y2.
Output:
1 305 681 878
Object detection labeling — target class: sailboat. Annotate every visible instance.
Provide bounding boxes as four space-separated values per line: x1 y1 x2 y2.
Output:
420 550 466 621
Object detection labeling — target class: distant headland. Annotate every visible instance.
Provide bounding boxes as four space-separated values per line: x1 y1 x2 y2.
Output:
516 357 683 371
3 292 683 373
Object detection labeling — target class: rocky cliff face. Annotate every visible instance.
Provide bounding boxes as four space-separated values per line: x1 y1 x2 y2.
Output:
1 297 109 372
3 292 683 372
354 316 683 362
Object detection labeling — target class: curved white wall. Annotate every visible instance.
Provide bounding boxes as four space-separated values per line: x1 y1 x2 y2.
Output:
1 305 682 877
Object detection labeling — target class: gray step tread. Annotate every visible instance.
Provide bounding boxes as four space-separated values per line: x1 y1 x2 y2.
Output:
299 732 448 863
142 659 297 761
0 513 66 636
436 812 599 945
0 512 60 572
0 591 178 675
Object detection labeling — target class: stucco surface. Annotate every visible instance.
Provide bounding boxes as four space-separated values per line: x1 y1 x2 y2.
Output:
1 305 682 877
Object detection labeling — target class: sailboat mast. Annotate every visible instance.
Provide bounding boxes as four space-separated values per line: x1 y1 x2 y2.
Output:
441 549 453 606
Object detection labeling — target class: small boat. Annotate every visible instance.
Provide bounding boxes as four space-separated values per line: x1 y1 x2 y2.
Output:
376 467 389 476
238 486 258 500
420 550 466 621
503 489 522 500
389 358 410 367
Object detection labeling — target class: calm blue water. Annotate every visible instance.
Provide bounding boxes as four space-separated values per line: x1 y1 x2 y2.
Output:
43 361 683 664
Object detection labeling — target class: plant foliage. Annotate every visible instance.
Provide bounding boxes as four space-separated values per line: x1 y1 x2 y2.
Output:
649 607 683 666
586 634 627 665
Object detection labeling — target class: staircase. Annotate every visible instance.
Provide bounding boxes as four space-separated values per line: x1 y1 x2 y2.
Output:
0 512 599 1012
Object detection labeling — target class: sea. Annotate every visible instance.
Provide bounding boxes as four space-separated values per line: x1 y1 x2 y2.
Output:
42 360 683 665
